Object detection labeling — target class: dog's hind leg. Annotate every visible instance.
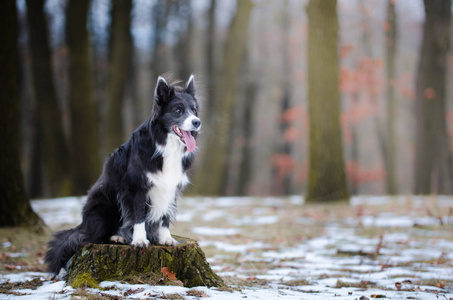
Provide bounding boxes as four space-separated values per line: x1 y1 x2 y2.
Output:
81 191 121 244
109 235 126 244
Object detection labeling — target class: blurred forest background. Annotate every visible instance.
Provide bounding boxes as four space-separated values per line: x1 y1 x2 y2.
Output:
10 0 453 199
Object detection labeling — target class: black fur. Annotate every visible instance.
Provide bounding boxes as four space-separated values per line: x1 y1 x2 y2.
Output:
45 76 200 274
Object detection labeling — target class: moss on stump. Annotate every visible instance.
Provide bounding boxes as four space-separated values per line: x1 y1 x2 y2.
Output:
67 235 226 289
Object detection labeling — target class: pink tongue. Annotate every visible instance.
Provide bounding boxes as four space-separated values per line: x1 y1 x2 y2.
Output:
182 130 196 152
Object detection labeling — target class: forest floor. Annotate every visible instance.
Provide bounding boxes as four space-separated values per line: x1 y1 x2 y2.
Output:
0 195 453 299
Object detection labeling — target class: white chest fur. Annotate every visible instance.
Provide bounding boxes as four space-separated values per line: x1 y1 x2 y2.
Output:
145 135 189 223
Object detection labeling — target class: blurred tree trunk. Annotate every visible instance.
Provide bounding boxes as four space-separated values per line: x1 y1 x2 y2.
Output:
306 0 349 202
414 0 453 194
175 0 193 80
272 0 293 195
66 0 101 195
28 120 44 198
26 0 70 197
128 55 142 129
358 0 396 195
273 91 292 195
350 105 359 195
193 0 254 196
0 0 45 230
204 0 217 125
236 83 257 195
384 0 398 195
105 0 133 154
151 0 172 80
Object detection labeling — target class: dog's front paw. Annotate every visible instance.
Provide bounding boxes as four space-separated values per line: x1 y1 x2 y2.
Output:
159 236 178 246
131 238 150 247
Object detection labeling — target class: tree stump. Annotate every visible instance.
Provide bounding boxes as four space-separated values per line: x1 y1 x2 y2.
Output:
67 235 226 289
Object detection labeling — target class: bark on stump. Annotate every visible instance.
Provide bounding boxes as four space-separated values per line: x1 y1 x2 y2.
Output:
67 236 226 289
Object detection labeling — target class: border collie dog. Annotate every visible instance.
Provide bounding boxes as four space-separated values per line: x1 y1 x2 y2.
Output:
45 75 201 275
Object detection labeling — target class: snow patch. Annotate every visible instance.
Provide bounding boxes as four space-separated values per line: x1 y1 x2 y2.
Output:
192 227 240 236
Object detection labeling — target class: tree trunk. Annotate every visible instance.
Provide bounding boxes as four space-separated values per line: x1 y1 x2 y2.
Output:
272 91 293 195
203 0 217 126
105 0 133 154
66 0 101 195
306 0 350 202
0 0 45 230
128 53 142 130
273 0 293 195
26 0 70 197
175 0 193 81
236 83 257 195
28 119 44 198
350 108 359 195
151 0 172 81
193 0 254 196
67 236 226 289
358 0 391 195
414 0 453 194
384 0 398 195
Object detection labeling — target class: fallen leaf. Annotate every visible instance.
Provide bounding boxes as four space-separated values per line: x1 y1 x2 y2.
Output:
124 288 144 296
402 280 412 284
395 281 402 290
161 267 177 280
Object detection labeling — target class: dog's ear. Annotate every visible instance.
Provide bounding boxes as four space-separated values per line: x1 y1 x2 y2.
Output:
151 76 171 123
154 76 171 105
185 75 195 97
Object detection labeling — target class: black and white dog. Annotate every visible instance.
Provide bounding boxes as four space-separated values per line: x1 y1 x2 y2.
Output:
45 75 201 275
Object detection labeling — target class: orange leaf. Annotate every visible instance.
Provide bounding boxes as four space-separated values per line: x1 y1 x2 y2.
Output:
161 267 177 280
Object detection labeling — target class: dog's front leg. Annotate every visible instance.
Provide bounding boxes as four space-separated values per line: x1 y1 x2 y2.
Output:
131 222 149 247
158 214 178 246
130 191 150 247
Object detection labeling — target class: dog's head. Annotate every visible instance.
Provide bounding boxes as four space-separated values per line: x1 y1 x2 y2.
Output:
151 75 201 152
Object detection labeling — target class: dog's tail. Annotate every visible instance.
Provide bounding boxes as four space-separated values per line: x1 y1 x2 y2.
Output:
45 225 86 274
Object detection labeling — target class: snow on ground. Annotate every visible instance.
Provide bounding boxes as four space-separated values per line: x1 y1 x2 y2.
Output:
1 195 453 299
30 197 86 230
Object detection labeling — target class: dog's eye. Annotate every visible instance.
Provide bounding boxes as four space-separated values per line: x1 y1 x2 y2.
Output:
175 107 183 114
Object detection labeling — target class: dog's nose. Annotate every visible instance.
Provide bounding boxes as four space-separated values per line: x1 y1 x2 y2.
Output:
192 119 201 128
